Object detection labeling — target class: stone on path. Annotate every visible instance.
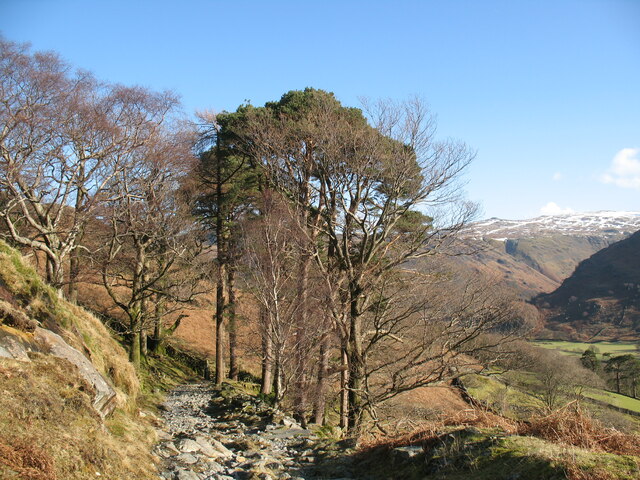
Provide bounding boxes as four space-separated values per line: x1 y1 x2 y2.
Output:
175 467 200 480
154 382 358 480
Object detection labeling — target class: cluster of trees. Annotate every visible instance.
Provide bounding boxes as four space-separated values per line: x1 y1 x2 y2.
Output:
527 348 601 411
197 89 525 436
1 39 525 438
0 38 208 367
581 348 640 398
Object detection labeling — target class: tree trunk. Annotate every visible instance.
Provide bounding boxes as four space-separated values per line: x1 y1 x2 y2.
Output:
228 266 238 381
340 346 349 431
140 328 148 359
129 238 146 367
273 351 283 409
150 271 168 354
68 248 80 303
346 282 365 438
140 272 149 360
260 307 273 395
152 313 162 354
214 138 229 385
215 261 227 384
347 346 365 437
130 317 141 368
313 335 330 424
294 252 311 424
46 254 64 295
69 163 86 303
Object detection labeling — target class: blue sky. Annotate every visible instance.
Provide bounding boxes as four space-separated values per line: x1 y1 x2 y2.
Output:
1 0 639 219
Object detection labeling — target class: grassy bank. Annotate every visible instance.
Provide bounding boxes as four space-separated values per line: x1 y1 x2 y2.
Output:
0 241 197 479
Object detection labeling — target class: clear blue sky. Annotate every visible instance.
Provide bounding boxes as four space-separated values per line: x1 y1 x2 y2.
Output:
1 0 639 219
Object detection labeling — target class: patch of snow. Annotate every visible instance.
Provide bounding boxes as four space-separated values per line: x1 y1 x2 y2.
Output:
465 211 640 240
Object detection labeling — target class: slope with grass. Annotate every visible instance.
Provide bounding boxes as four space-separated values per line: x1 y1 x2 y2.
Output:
584 389 640 414
358 426 640 480
532 340 638 358
463 368 640 430
0 240 191 480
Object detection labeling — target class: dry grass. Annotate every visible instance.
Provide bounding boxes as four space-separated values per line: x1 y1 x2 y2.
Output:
359 395 640 480
0 356 158 480
0 242 159 479
0 437 56 480
518 401 640 456
363 384 519 447
0 242 139 409
441 406 518 432
565 464 617 480
360 401 517 453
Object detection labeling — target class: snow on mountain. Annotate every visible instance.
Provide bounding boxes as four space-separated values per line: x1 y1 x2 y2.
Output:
466 211 640 240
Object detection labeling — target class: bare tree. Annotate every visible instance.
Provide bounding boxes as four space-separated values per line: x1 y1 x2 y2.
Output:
0 38 178 295
530 350 598 411
99 126 207 367
240 191 328 408
363 268 524 421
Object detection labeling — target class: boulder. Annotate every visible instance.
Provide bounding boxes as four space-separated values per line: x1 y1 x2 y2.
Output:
392 445 424 461
193 436 220 458
34 327 117 417
177 438 202 453
174 468 200 480
0 325 117 417
211 439 234 458
176 453 198 465
0 326 31 361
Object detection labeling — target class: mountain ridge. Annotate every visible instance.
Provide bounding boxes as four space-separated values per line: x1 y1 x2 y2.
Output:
466 211 640 240
451 211 640 301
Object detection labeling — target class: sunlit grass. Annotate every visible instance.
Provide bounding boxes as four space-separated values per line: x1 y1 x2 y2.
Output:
584 389 640 414
532 340 638 358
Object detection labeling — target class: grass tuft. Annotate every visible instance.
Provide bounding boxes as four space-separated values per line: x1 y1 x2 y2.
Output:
519 401 640 456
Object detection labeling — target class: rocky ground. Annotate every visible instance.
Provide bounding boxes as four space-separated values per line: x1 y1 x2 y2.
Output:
154 382 364 480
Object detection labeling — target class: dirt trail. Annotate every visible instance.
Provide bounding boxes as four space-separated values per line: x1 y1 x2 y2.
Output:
155 383 356 480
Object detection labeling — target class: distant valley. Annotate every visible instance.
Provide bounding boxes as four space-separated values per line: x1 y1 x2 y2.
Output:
533 230 640 341
460 211 640 298
457 211 640 340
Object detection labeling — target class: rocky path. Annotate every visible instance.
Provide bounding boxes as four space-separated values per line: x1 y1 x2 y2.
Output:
155 383 357 480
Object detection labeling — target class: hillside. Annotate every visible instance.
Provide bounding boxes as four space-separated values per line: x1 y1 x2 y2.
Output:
457 211 640 299
2 243 640 480
0 241 161 479
533 231 640 340
448 239 561 299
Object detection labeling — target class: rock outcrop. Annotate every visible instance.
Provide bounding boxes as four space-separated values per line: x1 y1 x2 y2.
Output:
0 324 117 417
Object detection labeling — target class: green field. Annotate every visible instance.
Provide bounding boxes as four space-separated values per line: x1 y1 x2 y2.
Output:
532 340 638 358
462 373 544 419
584 389 640 413
463 371 640 427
